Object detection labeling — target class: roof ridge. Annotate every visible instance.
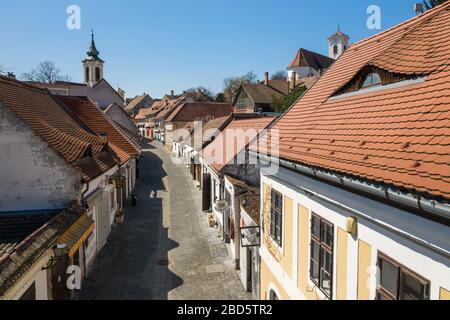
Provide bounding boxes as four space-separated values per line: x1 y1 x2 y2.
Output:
0 76 49 93
350 1 450 50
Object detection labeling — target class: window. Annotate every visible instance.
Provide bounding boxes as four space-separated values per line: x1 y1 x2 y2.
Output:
95 67 101 81
110 188 115 209
310 213 334 299
270 189 283 246
85 67 90 83
377 254 430 300
333 45 338 55
361 72 382 88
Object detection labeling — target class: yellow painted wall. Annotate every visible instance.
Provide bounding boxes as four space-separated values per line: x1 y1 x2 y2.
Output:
440 288 450 300
262 183 294 277
262 183 282 261
260 259 288 300
297 204 322 300
357 240 372 300
336 228 348 300
281 196 293 278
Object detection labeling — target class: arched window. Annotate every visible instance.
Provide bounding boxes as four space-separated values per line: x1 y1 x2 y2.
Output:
362 72 382 88
269 290 279 300
85 67 90 83
95 67 101 81
333 45 338 55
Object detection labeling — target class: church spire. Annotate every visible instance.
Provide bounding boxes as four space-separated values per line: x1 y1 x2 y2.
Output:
85 30 103 62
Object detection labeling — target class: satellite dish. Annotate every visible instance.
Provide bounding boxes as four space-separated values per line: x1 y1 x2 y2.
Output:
215 200 229 212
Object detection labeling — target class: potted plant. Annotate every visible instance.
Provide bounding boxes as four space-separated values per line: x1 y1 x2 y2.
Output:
208 214 216 228
115 209 125 224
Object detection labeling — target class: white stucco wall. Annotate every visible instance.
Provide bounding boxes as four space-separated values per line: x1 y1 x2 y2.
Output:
104 104 139 135
0 102 81 212
288 67 319 81
87 80 124 110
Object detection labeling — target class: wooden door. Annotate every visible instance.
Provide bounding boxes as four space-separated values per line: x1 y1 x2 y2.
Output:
202 173 211 212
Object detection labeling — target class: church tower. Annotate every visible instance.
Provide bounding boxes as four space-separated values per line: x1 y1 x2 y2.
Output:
83 31 104 87
328 27 350 59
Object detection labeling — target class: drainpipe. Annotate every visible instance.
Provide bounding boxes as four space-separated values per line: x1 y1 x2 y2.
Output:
81 181 90 209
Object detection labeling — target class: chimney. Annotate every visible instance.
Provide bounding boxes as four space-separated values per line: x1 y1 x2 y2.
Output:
264 72 269 85
7 72 16 80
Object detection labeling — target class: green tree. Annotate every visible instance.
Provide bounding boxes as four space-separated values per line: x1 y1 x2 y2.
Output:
273 85 307 114
215 92 226 102
423 0 448 10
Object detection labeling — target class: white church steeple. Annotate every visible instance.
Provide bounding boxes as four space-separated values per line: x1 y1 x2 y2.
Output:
328 26 350 59
83 30 104 87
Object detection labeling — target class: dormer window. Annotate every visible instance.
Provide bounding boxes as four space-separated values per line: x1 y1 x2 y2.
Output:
362 72 382 88
332 65 424 97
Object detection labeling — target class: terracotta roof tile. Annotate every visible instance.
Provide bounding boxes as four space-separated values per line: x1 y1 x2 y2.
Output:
288 48 335 71
256 2 450 199
191 116 232 151
203 115 277 172
0 77 116 181
57 96 140 164
166 102 233 123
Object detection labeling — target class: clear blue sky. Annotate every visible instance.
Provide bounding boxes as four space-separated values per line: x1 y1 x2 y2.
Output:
1 0 419 98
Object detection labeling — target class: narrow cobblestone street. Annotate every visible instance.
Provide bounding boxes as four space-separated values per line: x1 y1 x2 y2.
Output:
78 141 251 300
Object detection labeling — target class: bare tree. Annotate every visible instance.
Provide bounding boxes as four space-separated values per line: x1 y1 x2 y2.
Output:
271 70 288 81
21 61 71 83
184 86 215 102
223 71 259 101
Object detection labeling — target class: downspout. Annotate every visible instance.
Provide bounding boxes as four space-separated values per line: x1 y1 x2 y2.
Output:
81 181 90 209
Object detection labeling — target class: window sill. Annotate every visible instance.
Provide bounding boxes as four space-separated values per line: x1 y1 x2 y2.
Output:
307 279 330 301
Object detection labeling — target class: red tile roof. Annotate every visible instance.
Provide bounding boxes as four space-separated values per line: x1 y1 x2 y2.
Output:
288 48 335 70
191 116 232 150
257 3 450 199
203 115 277 172
134 107 153 120
57 96 140 164
165 102 233 123
0 77 117 181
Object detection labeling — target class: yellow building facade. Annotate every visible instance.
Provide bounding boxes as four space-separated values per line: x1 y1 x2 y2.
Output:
258 167 450 301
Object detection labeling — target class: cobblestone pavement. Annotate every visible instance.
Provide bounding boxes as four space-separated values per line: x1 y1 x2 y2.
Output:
78 141 251 300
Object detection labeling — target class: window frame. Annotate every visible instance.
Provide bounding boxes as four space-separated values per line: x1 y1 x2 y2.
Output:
269 189 283 248
95 67 101 81
309 213 334 299
361 72 382 89
333 45 338 55
376 253 430 300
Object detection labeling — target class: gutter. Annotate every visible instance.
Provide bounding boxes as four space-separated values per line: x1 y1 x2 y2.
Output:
269 173 450 259
254 151 450 225
277 158 450 224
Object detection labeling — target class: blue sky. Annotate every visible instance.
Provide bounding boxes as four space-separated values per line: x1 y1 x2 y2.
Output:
0 0 419 98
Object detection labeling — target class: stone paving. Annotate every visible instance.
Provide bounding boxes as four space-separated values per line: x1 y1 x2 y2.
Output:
78 140 251 300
